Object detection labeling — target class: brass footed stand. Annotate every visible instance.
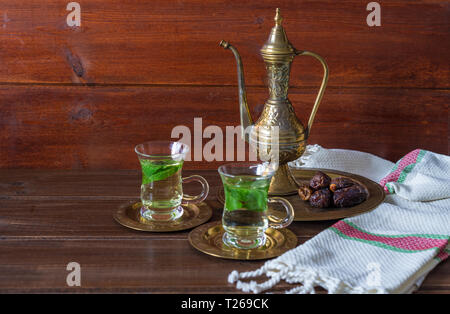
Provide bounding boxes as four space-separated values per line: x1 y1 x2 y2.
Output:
268 164 299 196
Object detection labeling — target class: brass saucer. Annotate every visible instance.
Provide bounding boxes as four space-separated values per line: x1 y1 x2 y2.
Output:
217 168 385 221
188 221 297 260
114 201 212 232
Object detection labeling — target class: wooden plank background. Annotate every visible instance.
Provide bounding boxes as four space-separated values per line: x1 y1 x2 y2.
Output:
0 0 448 169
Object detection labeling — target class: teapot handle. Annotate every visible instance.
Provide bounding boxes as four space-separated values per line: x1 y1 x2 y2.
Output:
295 50 329 137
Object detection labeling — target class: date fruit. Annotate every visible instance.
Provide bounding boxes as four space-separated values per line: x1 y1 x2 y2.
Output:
330 177 355 192
298 185 313 201
333 184 367 208
309 171 331 190
309 188 332 208
299 171 368 209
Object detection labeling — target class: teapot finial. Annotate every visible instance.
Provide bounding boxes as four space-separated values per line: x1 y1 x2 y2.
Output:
275 8 283 25
261 8 295 58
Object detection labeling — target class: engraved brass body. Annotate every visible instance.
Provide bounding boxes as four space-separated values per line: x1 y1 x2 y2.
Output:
220 8 329 195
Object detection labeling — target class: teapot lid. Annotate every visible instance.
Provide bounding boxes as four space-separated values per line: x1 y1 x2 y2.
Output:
260 8 296 59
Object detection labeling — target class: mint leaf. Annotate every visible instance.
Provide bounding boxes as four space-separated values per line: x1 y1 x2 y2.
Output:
224 179 269 212
140 160 183 184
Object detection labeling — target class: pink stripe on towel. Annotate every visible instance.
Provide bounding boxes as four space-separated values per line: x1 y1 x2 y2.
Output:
333 221 448 252
379 149 421 193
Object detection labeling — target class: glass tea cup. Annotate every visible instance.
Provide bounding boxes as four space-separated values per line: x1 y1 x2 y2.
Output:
218 162 294 249
135 141 209 221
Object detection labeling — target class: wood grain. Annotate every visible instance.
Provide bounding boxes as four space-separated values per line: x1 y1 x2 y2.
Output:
0 170 335 238
0 198 336 239
0 170 447 293
0 85 447 169
0 238 447 293
0 0 448 88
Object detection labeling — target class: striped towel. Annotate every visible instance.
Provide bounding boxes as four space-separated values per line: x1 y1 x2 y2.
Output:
228 146 450 294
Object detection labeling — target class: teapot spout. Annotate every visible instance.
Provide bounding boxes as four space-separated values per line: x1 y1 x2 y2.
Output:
219 40 253 140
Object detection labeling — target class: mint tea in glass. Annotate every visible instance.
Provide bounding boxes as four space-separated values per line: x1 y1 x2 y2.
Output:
135 141 209 221
219 163 294 249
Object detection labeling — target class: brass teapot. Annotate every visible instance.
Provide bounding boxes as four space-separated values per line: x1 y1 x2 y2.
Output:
219 8 329 195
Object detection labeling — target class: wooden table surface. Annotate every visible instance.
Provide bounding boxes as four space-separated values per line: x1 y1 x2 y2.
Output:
0 169 448 293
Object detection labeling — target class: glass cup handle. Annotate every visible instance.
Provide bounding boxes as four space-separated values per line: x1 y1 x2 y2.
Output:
181 175 210 205
267 197 295 229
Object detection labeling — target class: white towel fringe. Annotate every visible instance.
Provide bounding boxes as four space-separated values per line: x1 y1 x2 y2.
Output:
228 261 387 294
